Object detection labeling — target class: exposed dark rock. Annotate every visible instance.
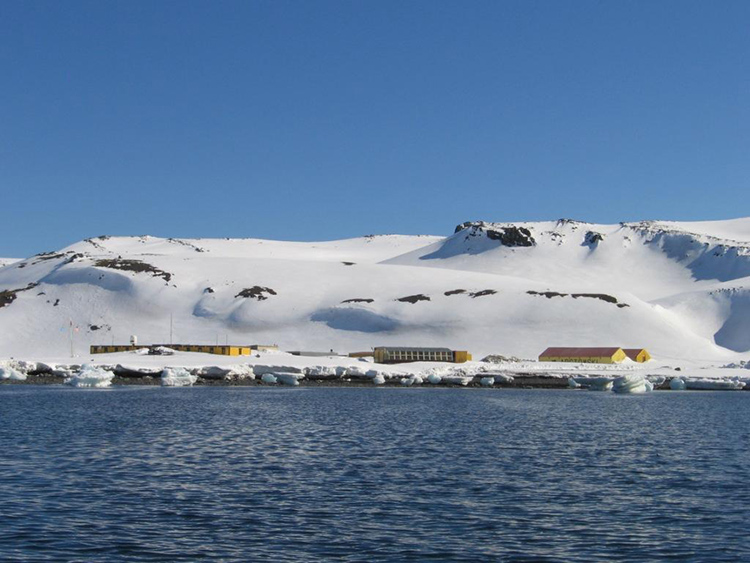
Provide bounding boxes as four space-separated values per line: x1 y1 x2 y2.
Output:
470 289 497 298
341 298 374 304
527 290 629 307
94 259 173 282
203 287 215 294
235 286 277 300
89 325 101 331
527 291 566 299
53 299 60 306
584 231 604 246
571 293 618 304
444 289 467 296
455 221 536 247
342 261 355 266
167 238 207 253
0 283 38 309
396 294 431 304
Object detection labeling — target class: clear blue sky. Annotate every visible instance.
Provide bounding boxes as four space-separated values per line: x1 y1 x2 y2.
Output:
1 0 749 257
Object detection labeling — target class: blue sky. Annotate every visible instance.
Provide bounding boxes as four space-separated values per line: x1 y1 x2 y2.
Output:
1 0 749 257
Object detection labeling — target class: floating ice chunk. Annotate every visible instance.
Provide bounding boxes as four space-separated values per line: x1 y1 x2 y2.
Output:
274 372 301 386
427 374 442 385
568 378 581 389
0 365 26 381
400 377 413 386
372 374 386 385
612 373 651 394
670 378 686 390
261 373 277 384
573 377 614 391
480 377 494 386
65 365 114 388
161 367 198 387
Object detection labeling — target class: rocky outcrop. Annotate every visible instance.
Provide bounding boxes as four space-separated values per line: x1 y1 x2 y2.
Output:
455 221 536 247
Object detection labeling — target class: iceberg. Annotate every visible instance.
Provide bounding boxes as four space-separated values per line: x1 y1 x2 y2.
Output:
161 367 198 387
572 377 614 391
670 378 686 390
427 374 442 385
0 365 26 381
65 365 114 388
274 372 301 386
372 373 386 385
261 373 278 384
480 377 494 386
612 373 651 394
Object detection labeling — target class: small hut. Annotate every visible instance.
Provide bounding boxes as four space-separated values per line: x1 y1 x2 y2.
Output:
623 348 651 363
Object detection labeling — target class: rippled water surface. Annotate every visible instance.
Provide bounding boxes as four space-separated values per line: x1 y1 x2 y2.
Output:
1 386 749 562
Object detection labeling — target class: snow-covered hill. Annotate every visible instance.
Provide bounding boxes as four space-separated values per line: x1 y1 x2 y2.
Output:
1 218 750 363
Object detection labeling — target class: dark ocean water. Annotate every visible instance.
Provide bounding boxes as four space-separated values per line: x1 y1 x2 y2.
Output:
0 386 748 562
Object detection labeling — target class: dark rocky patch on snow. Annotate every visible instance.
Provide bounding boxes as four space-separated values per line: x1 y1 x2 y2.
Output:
455 221 536 247
527 290 628 307
482 354 525 363
527 291 566 299
0 283 38 309
341 298 374 304
94 259 173 282
168 238 207 253
396 294 430 304
584 231 604 246
84 238 107 251
342 261 355 266
445 289 467 296
235 286 277 300
470 289 497 298
203 287 215 294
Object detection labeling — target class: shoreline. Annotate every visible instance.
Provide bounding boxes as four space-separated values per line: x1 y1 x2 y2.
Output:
0 373 644 390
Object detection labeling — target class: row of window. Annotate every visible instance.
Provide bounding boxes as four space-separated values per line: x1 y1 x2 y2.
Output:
385 351 453 361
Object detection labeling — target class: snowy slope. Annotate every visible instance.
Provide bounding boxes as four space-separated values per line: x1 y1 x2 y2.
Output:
1 219 750 363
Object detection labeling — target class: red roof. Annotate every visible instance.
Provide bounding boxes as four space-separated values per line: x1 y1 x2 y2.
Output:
540 347 623 358
622 348 648 360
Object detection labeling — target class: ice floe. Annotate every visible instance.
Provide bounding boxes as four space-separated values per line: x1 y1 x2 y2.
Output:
65 365 114 388
161 367 198 387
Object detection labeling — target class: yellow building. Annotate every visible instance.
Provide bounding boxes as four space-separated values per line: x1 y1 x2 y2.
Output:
373 347 472 364
539 347 627 364
623 348 652 362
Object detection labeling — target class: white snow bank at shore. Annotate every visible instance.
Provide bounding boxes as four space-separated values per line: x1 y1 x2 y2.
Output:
161 367 198 387
65 365 114 388
0 364 26 381
684 378 745 391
